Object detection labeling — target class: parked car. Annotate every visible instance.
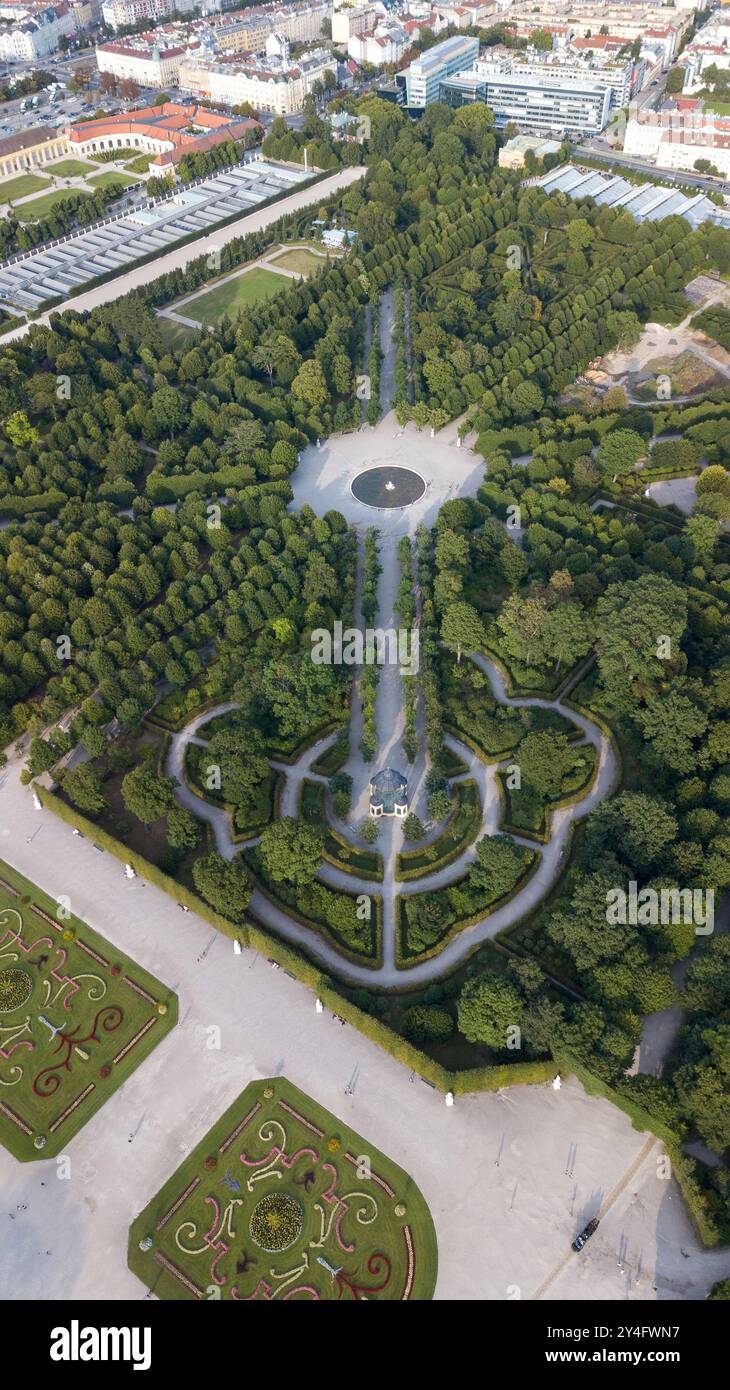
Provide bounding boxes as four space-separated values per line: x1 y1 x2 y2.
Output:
572 1218 600 1252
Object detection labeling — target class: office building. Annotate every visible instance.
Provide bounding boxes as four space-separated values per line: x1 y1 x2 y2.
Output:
398 32 479 108
442 61 613 135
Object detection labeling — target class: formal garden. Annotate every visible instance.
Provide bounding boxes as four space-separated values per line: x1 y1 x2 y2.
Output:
0 88 729 1241
128 1076 437 1300
0 859 177 1161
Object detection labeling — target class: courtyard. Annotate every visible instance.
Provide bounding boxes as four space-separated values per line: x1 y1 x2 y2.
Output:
290 413 484 536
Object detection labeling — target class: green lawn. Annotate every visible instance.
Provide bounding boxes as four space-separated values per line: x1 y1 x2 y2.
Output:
704 99 730 116
271 247 325 276
128 1076 438 1300
0 858 177 1161
125 154 153 174
87 170 138 190
156 315 198 352
0 173 49 204
15 187 95 222
186 266 287 325
47 159 97 178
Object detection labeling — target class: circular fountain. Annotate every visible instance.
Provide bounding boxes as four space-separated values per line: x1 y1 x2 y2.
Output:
350 466 426 509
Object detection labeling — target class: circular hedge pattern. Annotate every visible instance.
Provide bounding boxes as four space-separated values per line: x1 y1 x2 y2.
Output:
250 1193 303 1253
0 968 32 1013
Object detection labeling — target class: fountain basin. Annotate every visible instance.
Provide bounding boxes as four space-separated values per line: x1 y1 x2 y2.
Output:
350 467 426 509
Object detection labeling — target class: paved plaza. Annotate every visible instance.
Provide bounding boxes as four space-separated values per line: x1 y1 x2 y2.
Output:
291 411 484 538
1 738 729 1301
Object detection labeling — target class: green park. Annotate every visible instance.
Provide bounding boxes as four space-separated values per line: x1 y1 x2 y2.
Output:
0 87 729 1296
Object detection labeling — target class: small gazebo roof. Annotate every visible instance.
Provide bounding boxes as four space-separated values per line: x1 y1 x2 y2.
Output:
370 768 407 793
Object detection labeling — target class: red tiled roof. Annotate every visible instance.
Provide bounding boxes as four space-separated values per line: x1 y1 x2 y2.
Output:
69 101 261 163
97 41 197 59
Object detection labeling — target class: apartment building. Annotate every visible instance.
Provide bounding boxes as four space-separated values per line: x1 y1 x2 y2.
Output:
507 4 687 60
96 32 203 85
266 1 330 44
349 19 410 66
213 10 279 54
170 3 332 57
178 45 332 112
331 2 375 43
434 2 497 28
624 106 730 178
0 1 75 60
100 0 196 29
677 10 730 91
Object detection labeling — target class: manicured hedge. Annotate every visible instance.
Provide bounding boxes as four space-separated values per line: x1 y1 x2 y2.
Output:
396 779 482 880
497 745 598 843
35 783 241 943
243 852 382 966
146 464 260 503
0 489 66 518
310 731 350 776
299 779 383 881
397 849 540 967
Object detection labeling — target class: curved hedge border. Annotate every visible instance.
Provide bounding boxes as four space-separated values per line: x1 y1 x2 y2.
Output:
266 719 347 766
180 744 282 844
396 780 482 881
310 731 350 777
0 488 67 519
497 746 599 844
396 850 540 968
443 722 513 766
299 778 383 882
244 855 382 969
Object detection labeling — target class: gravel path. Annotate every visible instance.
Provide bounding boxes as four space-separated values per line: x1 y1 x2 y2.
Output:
166 644 619 987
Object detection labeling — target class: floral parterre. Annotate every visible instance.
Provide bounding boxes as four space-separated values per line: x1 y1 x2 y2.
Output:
128 1077 438 1300
0 860 177 1161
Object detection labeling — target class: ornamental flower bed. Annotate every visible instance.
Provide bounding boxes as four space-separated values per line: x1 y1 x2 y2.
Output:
128 1078 438 1301
0 860 177 1162
250 1193 303 1252
0 968 32 1013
